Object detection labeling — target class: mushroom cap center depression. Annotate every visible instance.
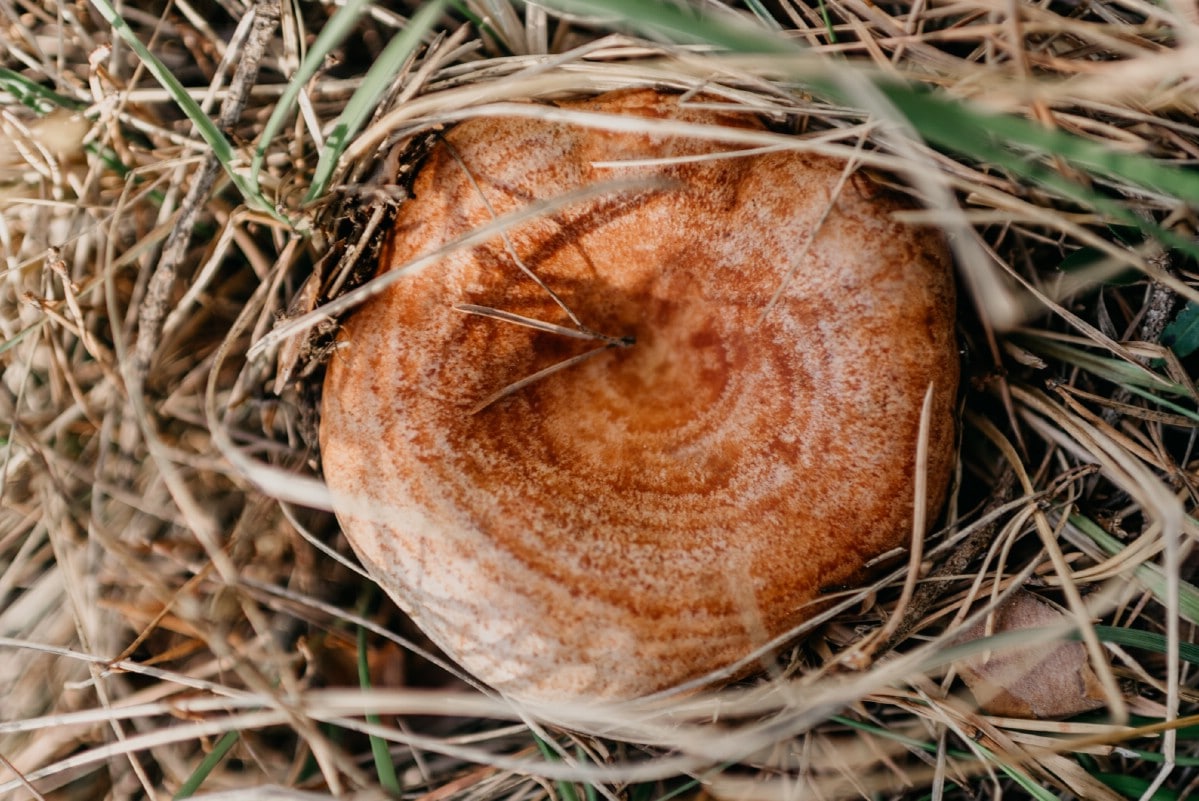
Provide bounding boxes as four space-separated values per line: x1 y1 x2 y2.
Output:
319 90 958 701
401 244 774 502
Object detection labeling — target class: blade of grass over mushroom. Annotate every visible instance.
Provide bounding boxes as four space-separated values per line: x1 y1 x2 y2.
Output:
543 0 795 53
250 176 672 358
305 0 449 202
538 0 1199 339
86 0 275 217
549 0 1199 220
863 94 1199 270
1070 515 1199 625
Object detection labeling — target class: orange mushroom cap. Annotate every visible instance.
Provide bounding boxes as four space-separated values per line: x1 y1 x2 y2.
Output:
319 89 958 703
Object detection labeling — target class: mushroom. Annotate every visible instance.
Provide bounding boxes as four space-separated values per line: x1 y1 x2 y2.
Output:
319 89 958 703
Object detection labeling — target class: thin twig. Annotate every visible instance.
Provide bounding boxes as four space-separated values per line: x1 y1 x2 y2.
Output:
130 0 280 386
880 467 1017 653
1102 211 1176 426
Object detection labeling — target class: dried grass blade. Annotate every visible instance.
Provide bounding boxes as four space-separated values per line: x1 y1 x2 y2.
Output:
453 304 604 341
86 0 273 215
470 345 615 414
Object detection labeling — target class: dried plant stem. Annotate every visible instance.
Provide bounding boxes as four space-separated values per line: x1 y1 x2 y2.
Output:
445 140 587 330
453 303 633 346
1101 278 1177 427
468 343 625 415
129 0 280 386
881 467 1017 653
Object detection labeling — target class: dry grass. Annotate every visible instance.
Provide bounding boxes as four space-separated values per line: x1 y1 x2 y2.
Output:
2 1 1198 799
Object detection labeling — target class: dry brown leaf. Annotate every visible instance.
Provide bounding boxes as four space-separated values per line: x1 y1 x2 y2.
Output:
955 590 1111 719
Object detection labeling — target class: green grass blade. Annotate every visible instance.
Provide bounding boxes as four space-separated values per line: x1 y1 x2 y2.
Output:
0 321 46 357
357 626 402 795
577 747 598 801
874 83 1199 207
815 0 838 43
545 0 1199 255
1162 301 1199 358
305 0 448 202
832 715 941 755
545 0 791 53
1090 625 1199 665
250 0 375 193
1070 514 1199 625
886 93 1199 263
862 83 1199 263
1095 773 1180 801
741 0 783 31
1000 764 1061 801
0 67 85 112
173 730 239 799
533 735 581 801
0 68 165 191
1117 382 1199 425
1019 336 1190 395
833 717 1053 799
86 0 273 215
652 779 702 801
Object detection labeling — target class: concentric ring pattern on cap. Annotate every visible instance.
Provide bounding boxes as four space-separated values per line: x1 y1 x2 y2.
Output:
319 89 958 703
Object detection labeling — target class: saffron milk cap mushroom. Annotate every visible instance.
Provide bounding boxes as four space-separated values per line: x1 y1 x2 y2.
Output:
319 89 959 704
